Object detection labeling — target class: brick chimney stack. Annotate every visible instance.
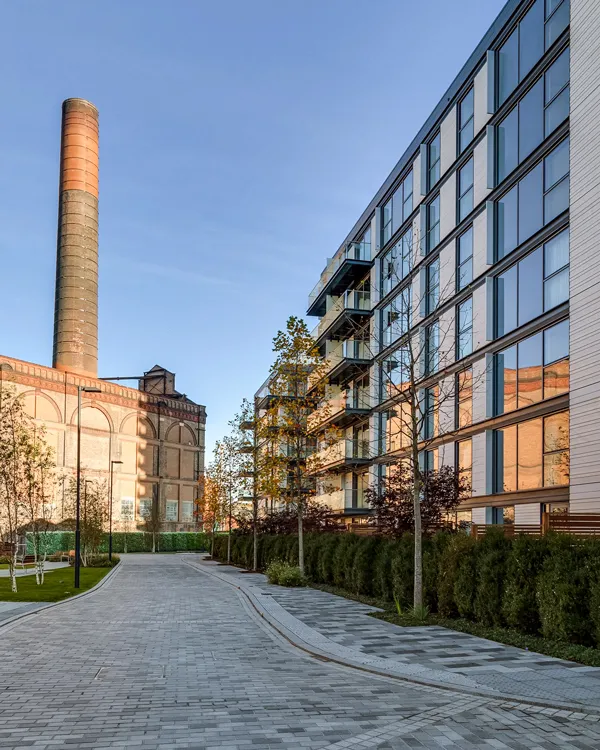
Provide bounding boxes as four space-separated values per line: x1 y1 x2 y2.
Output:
52 98 99 378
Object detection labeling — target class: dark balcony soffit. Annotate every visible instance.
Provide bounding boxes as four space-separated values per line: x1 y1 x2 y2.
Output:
308 405 371 433
314 307 372 347
307 259 372 317
328 357 371 385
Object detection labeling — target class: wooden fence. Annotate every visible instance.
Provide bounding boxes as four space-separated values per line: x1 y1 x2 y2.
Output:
472 513 600 538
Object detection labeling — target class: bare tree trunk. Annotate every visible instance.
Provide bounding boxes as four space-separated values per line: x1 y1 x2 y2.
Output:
297 499 304 573
124 534 128 554
413 478 423 610
33 534 41 586
227 490 232 564
210 528 215 557
10 546 17 593
252 497 258 571
152 532 156 554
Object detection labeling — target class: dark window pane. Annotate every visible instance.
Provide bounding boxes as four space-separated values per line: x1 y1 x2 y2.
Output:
498 29 519 105
497 108 518 181
520 0 545 79
545 138 569 190
546 0 564 17
459 258 473 290
518 247 543 326
544 228 569 276
545 0 569 49
460 89 474 123
518 418 543 489
458 227 473 264
518 332 543 408
496 265 518 336
544 176 569 222
518 163 544 243
459 159 474 195
496 345 517 414
519 79 544 161
544 266 569 309
545 48 570 102
392 186 403 235
459 189 474 221
544 319 569 364
497 185 518 259
545 87 570 136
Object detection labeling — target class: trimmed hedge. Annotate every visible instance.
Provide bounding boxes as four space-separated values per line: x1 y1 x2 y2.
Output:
26 531 208 555
213 530 600 648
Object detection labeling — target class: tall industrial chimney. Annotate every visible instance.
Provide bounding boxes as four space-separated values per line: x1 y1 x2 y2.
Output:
52 98 99 378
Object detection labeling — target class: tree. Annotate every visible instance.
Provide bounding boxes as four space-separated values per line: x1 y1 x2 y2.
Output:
315 228 480 610
140 487 163 553
64 476 109 566
120 499 135 554
235 499 340 535
21 429 56 584
0 384 57 592
197 471 228 557
365 463 471 537
265 316 330 573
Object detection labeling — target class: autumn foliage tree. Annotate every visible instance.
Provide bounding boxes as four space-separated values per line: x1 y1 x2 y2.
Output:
365 463 471 538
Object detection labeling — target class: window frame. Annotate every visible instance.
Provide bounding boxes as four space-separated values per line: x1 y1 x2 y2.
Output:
428 132 441 191
457 157 475 223
457 226 474 291
456 296 474 361
455 367 473 430
424 320 440 376
427 194 441 253
458 88 475 155
380 170 414 249
425 257 440 316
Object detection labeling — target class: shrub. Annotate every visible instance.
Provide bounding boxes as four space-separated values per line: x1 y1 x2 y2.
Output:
86 554 120 568
266 559 306 587
502 534 549 633
474 528 512 626
391 534 414 608
350 536 383 596
332 534 360 589
372 539 395 601
453 535 478 620
422 532 452 612
0 556 12 565
537 535 593 645
317 534 341 584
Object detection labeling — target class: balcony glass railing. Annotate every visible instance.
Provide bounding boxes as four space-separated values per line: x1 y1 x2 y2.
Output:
307 388 371 430
308 437 370 471
308 242 372 308
313 487 367 511
314 289 371 339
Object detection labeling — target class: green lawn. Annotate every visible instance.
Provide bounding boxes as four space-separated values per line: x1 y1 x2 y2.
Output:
0 566 114 602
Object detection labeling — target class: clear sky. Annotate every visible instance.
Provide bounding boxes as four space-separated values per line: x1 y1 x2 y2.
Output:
0 0 506 457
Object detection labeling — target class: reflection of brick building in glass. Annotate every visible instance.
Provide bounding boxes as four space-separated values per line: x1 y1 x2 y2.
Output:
0 98 206 530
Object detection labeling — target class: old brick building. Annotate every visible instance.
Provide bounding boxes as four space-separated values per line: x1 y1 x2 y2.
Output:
0 98 206 530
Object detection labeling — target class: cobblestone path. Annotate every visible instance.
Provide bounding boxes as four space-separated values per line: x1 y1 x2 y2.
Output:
0 555 599 749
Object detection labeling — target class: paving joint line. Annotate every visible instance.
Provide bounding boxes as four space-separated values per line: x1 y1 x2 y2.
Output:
0 559 123 633
186 558 600 717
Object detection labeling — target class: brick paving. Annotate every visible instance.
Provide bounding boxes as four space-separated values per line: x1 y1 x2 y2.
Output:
0 554 599 749
199 560 600 709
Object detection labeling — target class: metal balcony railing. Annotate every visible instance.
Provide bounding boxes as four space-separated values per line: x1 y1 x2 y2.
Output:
307 242 372 309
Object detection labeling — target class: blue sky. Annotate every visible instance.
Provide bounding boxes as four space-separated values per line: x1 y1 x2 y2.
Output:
0 0 505 456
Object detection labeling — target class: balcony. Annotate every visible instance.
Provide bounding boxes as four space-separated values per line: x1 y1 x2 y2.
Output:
313 488 369 513
312 289 371 345
307 437 371 474
308 387 371 432
308 338 371 390
307 241 372 317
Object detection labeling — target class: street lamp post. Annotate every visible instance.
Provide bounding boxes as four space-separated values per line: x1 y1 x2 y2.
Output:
109 460 123 562
75 385 101 589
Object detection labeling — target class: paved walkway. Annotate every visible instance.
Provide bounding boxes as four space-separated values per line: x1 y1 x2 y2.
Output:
198 560 600 709
0 555 599 749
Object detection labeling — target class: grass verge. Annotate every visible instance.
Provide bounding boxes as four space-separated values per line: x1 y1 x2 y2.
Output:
0 566 114 602
310 582 600 668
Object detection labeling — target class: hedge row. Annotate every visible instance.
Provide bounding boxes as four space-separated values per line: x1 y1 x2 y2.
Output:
213 531 600 648
26 531 209 555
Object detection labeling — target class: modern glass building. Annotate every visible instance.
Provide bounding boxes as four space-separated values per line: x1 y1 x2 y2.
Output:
306 0 598 526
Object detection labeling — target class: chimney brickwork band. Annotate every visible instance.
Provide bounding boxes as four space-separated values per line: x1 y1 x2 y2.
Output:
53 98 99 378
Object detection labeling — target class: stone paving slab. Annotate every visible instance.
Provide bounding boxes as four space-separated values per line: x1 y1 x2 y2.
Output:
194 559 600 711
1 554 600 749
